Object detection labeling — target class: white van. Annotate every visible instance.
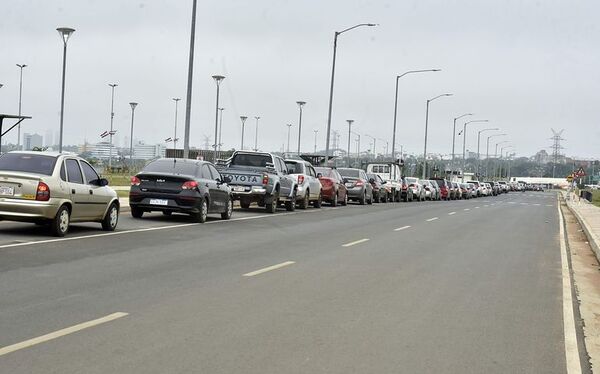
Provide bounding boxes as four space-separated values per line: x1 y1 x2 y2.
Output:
366 163 402 202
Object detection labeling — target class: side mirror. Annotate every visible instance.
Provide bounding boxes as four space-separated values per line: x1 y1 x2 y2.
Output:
369 178 375 184
317 173 322 178
381 181 386 185
223 175 232 184
342 178 348 184
95 178 109 186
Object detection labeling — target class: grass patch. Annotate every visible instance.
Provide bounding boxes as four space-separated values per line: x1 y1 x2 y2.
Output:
592 190 600 208
116 190 130 198
103 174 132 186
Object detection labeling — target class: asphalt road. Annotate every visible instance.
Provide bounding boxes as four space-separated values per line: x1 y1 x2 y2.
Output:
0 192 565 373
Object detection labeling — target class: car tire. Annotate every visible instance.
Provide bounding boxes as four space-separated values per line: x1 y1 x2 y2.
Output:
240 200 251 209
395 191 401 203
359 191 366 205
191 198 208 223
331 191 339 207
101 203 119 231
265 191 278 213
367 192 373 205
342 192 348 206
221 197 233 220
313 193 322 208
298 191 309 209
131 207 144 219
285 192 296 211
51 205 70 237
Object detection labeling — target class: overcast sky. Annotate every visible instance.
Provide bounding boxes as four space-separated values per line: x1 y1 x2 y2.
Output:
1 0 598 158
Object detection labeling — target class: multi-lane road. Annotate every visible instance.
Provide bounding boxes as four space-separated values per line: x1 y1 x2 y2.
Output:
0 192 571 373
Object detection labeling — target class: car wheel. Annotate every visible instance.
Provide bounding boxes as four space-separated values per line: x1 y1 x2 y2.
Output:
331 191 339 207
221 197 233 220
367 192 373 205
359 191 366 205
342 192 348 206
265 191 278 213
240 200 251 209
191 198 208 223
299 191 309 209
285 192 296 211
313 192 322 208
131 207 144 219
51 205 70 237
101 203 119 231
395 191 401 202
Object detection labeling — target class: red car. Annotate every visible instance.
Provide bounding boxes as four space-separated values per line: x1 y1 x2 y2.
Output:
315 167 348 206
431 178 450 200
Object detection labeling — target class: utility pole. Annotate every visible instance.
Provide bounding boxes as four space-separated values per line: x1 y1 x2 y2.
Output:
108 83 118 170
346 120 354 167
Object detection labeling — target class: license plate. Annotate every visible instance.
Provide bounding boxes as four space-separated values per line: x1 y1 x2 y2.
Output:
233 186 246 192
149 199 168 206
345 183 354 187
0 186 14 196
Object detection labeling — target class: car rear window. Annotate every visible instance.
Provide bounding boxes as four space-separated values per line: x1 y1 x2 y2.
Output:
315 167 335 177
285 161 304 174
337 168 360 178
432 179 446 187
230 153 271 167
0 153 57 176
143 159 199 176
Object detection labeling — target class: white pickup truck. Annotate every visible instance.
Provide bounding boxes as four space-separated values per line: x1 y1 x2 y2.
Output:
365 163 402 202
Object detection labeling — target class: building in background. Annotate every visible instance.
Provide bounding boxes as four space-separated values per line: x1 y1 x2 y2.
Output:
23 133 43 150
89 142 117 160
44 130 54 148
533 149 550 164
133 143 166 160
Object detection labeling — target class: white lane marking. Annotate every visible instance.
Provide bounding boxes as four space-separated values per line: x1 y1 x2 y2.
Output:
426 217 439 222
534 203 541 206
448 212 456 215
484 205 489 207
474 206 480 209
394 225 411 231
464 208 470 211
546 204 553 207
342 238 370 247
243 261 295 277
508 202 516 204
0 312 128 357
558 198 583 374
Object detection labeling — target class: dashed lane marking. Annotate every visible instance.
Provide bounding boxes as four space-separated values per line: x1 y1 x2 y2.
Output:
426 217 439 222
448 212 456 215
342 238 370 247
394 225 411 231
243 261 296 277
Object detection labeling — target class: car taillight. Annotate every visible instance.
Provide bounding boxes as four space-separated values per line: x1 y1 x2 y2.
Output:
131 176 141 186
320 178 332 186
182 180 199 190
262 174 269 185
36 182 50 201
355 180 364 186
298 175 304 184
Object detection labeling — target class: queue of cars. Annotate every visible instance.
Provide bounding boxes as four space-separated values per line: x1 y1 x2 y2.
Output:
0 150 516 237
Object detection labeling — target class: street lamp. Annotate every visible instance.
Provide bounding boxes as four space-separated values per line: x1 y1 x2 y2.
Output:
459 119 488 181
422 93 452 179
296 101 306 154
253 116 260 151
16 64 27 150
218 107 224 152
351 131 361 166
451 113 472 169
286 124 293 153
108 83 118 170
240 116 248 150
346 119 354 167
392 69 440 171
379 138 389 158
494 141 509 179
313 129 319 153
211 75 225 162
365 134 376 159
324 23 377 165
56 27 75 153
128 102 138 161
486 133 506 178
183 0 198 159
172 98 181 152
476 127 499 176
499 146 514 179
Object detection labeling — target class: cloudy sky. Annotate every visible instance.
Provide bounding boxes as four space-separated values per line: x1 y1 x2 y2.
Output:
1 0 598 158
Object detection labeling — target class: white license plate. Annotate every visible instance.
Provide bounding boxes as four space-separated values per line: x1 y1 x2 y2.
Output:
233 186 246 192
149 199 169 206
345 183 354 187
0 186 14 196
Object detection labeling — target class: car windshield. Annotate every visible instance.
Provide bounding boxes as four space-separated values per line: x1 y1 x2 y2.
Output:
230 153 271 168
142 159 198 176
0 153 57 176
314 167 335 178
337 169 360 178
285 161 304 174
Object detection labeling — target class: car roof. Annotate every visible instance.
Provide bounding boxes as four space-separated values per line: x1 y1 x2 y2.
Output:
7 151 70 157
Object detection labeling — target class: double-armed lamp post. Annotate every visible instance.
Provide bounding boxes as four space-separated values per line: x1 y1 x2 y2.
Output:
422 93 452 179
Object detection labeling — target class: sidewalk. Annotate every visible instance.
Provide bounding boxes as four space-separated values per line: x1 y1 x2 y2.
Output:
565 191 600 260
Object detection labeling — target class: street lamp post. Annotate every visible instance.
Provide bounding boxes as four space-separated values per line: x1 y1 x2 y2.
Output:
459 119 488 181
218 107 224 152
183 0 198 159
351 131 361 166
346 119 354 167
240 116 248 150
108 83 118 170
324 23 377 165
253 116 260 151
365 134 376 159
172 98 181 152
392 69 440 174
296 101 306 154
211 75 225 162
16 64 27 150
494 141 509 179
313 129 319 153
451 113 472 171
286 124 293 154
422 93 452 180
379 138 389 158
499 146 514 179
128 102 138 161
476 127 499 177
56 27 75 153
485 133 506 178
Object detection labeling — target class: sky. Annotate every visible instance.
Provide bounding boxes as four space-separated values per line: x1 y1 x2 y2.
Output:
1 0 598 159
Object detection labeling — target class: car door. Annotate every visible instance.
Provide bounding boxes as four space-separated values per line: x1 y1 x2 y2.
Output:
64 158 90 220
208 164 228 211
200 164 219 213
360 170 372 197
276 157 293 198
80 160 110 219
307 165 320 199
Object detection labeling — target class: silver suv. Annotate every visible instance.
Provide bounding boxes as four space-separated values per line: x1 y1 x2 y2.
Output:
285 159 322 209
0 151 119 236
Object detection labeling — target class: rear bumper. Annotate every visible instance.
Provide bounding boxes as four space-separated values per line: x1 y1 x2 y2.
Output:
346 187 365 199
129 192 203 214
0 198 61 221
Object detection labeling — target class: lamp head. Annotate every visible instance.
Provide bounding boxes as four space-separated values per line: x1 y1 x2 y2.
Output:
56 27 75 43
212 75 225 84
240 116 248 122
296 101 306 107
129 102 138 109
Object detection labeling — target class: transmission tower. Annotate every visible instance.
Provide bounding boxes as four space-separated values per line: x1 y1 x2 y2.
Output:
549 128 565 178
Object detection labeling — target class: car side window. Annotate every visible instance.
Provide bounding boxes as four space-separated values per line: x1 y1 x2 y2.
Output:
201 164 212 180
208 165 221 180
80 161 100 184
308 166 315 177
276 158 286 174
60 162 67 181
65 159 84 184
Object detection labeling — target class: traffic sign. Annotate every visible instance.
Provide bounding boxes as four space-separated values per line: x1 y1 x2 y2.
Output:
575 166 586 177
566 175 573 182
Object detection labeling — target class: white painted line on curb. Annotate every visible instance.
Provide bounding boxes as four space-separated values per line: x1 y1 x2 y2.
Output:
426 217 439 222
394 225 411 231
558 198 583 374
243 261 296 277
342 238 370 247
448 212 456 215
0 312 128 357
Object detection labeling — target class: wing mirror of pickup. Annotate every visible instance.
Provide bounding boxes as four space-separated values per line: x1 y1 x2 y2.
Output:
222 175 232 184
368 178 375 184
316 173 322 178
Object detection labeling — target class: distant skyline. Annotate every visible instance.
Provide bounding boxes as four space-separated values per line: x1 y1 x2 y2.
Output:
0 0 598 158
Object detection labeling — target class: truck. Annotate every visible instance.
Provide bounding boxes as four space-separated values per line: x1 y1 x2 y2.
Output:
217 151 298 213
365 163 403 202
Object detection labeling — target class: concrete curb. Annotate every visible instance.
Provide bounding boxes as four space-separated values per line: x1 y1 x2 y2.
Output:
563 192 600 262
